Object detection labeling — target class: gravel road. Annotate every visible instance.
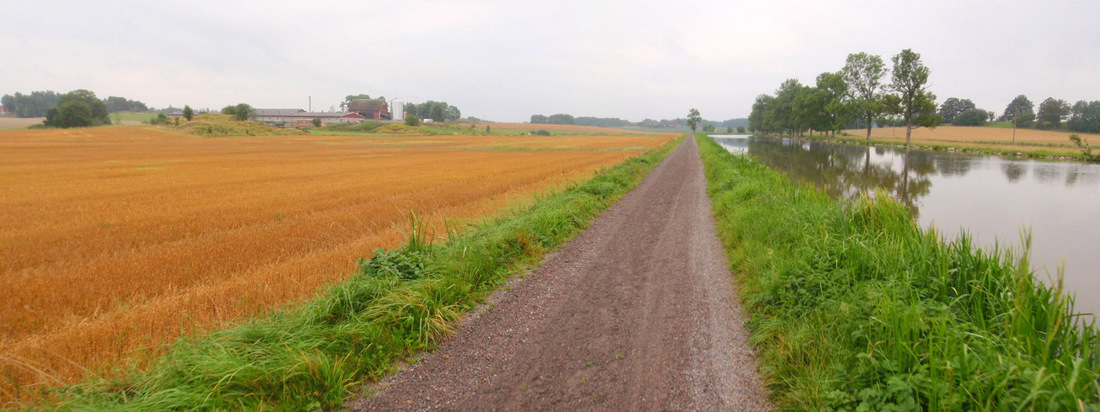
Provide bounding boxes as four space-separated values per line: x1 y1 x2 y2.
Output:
349 137 771 411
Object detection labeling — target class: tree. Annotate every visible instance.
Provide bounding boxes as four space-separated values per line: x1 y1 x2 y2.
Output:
404 114 421 126
1016 112 1036 128
1068 100 1100 133
103 96 148 113
530 114 549 124
311 118 322 128
221 105 237 116
953 109 988 126
233 103 254 121
1 94 13 113
938 97 976 123
890 49 940 145
182 105 194 121
43 89 111 128
737 126 746 133
842 52 889 140
445 105 461 121
748 94 772 133
703 124 716 133
816 71 849 136
1036 97 1070 130
687 108 701 133
548 113 576 125
1001 95 1034 121
726 126 733 133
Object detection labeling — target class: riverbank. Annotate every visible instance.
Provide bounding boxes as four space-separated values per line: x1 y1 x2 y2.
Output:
697 134 1099 409
754 125 1100 162
40 138 681 410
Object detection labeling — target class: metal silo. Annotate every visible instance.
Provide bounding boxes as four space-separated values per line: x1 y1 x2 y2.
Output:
391 100 404 121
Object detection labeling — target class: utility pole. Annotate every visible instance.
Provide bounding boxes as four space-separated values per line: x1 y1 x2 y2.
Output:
309 96 312 112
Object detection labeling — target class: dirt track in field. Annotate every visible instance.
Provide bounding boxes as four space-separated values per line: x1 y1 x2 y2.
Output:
350 137 771 411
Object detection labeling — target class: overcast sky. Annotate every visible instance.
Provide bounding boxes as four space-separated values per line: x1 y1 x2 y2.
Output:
3 0 1098 122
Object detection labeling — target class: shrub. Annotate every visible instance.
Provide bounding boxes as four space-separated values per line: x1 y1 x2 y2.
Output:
404 114 421 126
952 108 988 126
534 129 551 136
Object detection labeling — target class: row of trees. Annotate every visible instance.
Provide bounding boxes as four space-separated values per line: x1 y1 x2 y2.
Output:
529 114 577 125
995 95 1100 133
404 101 460 123
749 49 940 145
2 91 150 117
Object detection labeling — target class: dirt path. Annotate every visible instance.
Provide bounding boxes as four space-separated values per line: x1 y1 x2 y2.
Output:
349 137 770 411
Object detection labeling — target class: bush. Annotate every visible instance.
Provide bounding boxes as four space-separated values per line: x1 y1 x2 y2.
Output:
311 118 322 128
43 89 110 128
404 114 421 126
1016 112 1035 128
534 129 551 136
952 108 988 126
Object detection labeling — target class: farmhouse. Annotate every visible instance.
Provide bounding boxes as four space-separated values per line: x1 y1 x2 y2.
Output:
253 109 366 125
348 99 391 120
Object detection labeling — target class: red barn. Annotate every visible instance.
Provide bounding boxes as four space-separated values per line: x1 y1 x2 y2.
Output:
348 99 390 120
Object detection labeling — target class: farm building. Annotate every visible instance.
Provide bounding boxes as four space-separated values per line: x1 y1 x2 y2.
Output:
348 99 391 120
253 109 366 125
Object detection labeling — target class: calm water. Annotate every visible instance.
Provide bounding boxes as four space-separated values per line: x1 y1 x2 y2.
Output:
711 135 1100 316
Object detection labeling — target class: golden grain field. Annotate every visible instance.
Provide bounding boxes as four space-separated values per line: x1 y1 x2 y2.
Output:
0 126 676 400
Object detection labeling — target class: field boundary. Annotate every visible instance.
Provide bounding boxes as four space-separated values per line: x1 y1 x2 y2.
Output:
47 136 683 410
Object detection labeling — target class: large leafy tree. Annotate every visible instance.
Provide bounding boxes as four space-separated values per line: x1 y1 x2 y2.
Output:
1036 97 1070 130
686 108 701 132
815 71 849 136
1001 95 1034 121
938 97 976 123
768 79 808 135
44 89 111 128
748 94 773 133
890 49 940 145
233 103 254 121
1068 100 1100 133
841 52 889 141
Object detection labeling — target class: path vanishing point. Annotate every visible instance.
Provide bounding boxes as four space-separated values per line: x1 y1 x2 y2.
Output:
350 137 771 411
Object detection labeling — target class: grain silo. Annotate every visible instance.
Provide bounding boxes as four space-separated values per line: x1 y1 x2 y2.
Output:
391 100 404 121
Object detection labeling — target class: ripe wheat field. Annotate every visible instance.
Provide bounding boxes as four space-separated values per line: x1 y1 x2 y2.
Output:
0 126 675 401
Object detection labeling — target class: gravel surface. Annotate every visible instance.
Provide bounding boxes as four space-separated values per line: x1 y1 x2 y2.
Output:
348 137 771 411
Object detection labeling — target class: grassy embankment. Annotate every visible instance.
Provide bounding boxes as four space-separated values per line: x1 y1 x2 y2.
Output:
50 137 682 410
697 135 1099 410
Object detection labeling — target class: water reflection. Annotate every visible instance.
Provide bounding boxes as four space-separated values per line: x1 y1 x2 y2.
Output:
711 135 1100 316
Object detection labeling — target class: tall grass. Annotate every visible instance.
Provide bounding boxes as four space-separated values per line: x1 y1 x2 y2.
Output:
49 137 681 410
696 135 1099 410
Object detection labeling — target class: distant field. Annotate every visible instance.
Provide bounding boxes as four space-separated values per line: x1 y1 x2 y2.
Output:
847 125 1099 154
0 126 676 400
0 117 43 130
484 122 658 135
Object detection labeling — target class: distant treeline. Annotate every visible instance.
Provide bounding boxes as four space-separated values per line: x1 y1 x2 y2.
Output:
530 113 748 129
748 49 1100 139
2 90 150 117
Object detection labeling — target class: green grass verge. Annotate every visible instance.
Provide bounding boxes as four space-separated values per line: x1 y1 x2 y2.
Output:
51 137 683 410
696 134 1100 410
